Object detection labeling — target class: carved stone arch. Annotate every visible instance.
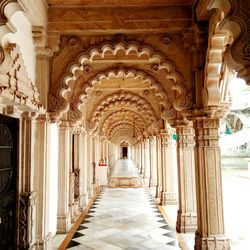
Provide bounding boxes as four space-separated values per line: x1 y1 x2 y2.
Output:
53 39 193 120
89 91 157 123
106 120 143 139
111 134 134 145
109 127 142 143
220 0 250 84
108 123 143 140
101 110 147 134
87 91 158 133
88 102 157 134
195 0 232 109
200 0 250 99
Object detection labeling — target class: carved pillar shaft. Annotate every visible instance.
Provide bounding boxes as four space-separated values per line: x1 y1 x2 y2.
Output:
72 132 80 218
149 136 157 191
33 114 52 248
176 125 197 233
87 135 94 198
140 142 144 175
155 135 162 199
19 112 36 249
160 130 177 205
79 131 88 208
194 117 230 249
57 122 71 233
143 139 150 185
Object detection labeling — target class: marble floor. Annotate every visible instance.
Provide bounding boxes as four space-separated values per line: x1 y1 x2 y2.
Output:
63 159 180 249
110 159 140 178
108 159 143 188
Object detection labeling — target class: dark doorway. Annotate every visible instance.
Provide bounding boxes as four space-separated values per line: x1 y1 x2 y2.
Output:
122 147 128 158
0 114 18 250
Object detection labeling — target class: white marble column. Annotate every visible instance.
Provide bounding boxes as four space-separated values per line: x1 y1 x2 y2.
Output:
19 112 37 249
194 117 230 249
160 130 177 205
33 114 52 248
176 124 197 233
79 131 89 207
57 121 71 233
78 130 86 210
143 138 150 186
155 134 162 200
140 141 144 175
149 136 157 195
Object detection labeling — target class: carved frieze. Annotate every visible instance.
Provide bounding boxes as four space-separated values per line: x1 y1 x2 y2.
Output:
194 117 220 147
0 44 43 112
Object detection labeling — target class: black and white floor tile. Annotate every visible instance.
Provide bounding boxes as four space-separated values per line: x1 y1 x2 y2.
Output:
66 188 180 250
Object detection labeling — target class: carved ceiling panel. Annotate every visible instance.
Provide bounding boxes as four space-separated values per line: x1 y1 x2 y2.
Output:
49 29 193 143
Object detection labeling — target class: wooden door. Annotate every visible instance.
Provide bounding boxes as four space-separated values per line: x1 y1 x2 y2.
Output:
0 114 18 250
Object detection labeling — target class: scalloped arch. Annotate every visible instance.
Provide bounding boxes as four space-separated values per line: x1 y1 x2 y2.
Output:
106 120 143 139
89 91 157 124
54 40 192 120
101 110 147 134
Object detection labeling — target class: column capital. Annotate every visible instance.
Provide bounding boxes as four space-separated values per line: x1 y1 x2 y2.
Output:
21 111 38 120
176 125 195 148
58 120 70 129
194 116 220 147
35 114 47 123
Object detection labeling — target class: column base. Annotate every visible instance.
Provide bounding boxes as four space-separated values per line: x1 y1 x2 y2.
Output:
176 210 197 233
143 176 149 186
155 185 162 199
161 191 177 205
57 213 71 233
34 233 52 250
79 193 89 209
195 231 230 250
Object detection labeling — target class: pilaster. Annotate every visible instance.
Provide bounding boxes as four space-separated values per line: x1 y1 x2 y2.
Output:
140 141 144 175
176 123 197 233
155 135 162 200
33 114 52 249
19 111 37 249
160 129 177 205
149 136 157 192
56 121 71 233
143 138 150 185
194 117 230 249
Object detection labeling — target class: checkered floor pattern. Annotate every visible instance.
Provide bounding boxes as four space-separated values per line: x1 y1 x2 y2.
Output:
65 188 180 249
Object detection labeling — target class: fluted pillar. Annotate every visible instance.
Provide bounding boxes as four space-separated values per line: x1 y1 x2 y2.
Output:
149 136 157 194
57 121 71 233
33 114 52 248
194 117 230 249
140 141 144 175
143 138 150 186
160 130 177 205
176 124 197 233
155 135 162 199
79 130 88 209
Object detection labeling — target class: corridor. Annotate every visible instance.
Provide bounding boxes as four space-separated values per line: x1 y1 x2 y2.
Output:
62 160 180 249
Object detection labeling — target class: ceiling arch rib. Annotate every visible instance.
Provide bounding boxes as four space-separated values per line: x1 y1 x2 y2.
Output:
106 120 143 139
53 40 193 123
109 128 141 145
88 93 158 133
101 111 147 135
68 68 175 123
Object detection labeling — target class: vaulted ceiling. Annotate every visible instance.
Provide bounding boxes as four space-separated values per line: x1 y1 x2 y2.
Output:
47 0 195 144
